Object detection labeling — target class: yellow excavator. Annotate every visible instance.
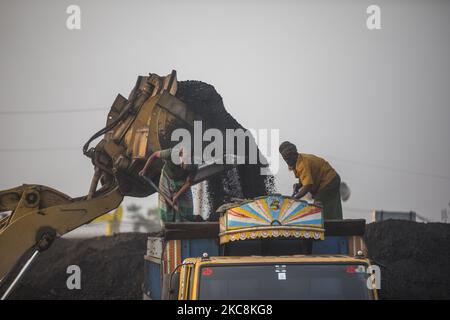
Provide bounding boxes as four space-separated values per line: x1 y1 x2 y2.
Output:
0 70 229 298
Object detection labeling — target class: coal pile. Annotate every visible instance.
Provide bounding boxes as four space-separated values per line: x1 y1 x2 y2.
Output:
8 233 147 300
365 220 450 299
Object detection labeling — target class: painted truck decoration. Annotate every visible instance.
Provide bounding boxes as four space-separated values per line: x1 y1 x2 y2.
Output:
219 195 324 244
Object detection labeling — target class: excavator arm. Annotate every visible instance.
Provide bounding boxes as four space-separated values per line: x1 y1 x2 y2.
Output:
0 184 123 283
0 70 229 292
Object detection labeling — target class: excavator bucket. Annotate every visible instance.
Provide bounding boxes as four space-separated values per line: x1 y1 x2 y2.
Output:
83 70 207 198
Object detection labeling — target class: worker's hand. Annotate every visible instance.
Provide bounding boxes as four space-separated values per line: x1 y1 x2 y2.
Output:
138 169 146 178
313 199 323 206
292 183 300 196
171 196 178 207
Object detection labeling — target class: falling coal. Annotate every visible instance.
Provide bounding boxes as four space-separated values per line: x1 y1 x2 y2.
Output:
175 80 276 217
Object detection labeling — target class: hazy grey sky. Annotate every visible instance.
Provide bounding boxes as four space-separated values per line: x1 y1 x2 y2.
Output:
1 0 449 221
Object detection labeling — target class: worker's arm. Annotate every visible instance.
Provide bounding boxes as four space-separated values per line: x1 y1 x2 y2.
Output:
0 184 123 283
292 183 301 196
172 173 194 204
294 157 313 199
293 184 312 199
139 151 161 177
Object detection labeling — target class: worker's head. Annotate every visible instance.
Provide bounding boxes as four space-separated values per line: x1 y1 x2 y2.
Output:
279 141 298 170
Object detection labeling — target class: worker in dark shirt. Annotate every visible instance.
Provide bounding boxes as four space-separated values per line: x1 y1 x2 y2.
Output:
279 141 343 220
139 147 197 222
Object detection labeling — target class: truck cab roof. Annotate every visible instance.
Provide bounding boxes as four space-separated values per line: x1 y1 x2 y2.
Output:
183 254 371 266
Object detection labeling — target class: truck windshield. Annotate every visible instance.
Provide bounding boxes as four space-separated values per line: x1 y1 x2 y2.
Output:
198 264 372 300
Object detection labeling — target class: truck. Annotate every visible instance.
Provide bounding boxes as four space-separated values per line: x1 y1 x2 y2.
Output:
144 195 378 300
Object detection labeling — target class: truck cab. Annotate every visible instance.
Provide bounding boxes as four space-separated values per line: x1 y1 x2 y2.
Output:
143 195 378 300
178 255 376 300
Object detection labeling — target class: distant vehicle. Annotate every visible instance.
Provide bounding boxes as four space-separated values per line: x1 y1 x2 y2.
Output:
371 210 430 223
372 210 417 222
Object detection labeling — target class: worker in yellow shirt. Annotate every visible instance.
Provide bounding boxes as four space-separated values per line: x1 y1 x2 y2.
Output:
279 141 343 220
